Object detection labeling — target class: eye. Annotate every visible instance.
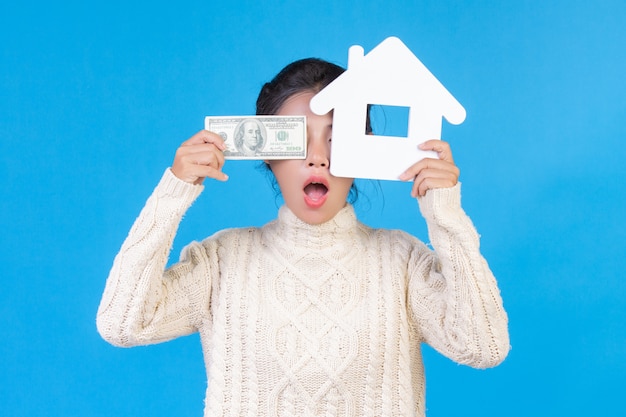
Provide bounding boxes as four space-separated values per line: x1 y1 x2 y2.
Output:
328 137 332 143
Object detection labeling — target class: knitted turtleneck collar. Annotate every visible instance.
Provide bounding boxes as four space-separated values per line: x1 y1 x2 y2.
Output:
263 204 361 252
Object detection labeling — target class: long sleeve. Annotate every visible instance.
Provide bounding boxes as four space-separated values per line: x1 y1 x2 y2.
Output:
96 169 210 347
407 183 509 369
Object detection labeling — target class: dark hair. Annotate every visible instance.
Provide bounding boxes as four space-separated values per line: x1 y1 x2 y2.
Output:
257 58 344 115
256 58 370 204
257 58 372 133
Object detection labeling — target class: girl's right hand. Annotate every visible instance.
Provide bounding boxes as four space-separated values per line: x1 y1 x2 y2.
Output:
171 130 229 185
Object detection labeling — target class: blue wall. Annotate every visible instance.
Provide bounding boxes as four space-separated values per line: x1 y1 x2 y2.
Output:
1 1 625 415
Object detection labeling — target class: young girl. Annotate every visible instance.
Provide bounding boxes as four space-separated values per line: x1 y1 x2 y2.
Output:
97 58 509 416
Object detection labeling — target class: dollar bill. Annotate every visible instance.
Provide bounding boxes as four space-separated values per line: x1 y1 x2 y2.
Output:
204 116 307 160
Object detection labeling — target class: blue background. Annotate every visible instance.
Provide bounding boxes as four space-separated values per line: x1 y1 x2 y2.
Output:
2 1 625 415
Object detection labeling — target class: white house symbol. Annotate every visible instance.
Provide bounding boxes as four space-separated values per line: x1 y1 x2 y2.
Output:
309 36 466 181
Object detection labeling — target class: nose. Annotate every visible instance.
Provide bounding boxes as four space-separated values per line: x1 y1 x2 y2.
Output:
306 135 329 168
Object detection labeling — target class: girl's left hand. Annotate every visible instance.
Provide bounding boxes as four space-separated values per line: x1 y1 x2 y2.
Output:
398 139 460 198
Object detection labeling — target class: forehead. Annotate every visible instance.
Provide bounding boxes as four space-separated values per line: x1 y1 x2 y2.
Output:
278 91 316 114
244 121 259 129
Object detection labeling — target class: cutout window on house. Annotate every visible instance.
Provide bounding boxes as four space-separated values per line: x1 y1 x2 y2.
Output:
367 104 410 137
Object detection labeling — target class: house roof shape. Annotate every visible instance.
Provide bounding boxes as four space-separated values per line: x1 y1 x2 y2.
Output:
309 36 466 181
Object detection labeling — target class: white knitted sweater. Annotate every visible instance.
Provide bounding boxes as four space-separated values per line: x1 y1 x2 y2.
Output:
97 169 509 417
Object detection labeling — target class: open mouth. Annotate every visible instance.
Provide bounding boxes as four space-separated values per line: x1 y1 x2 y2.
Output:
303 177 329 207
304 182 328 201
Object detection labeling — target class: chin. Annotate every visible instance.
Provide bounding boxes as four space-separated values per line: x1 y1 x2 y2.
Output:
298 210 331 225
302 203 347 225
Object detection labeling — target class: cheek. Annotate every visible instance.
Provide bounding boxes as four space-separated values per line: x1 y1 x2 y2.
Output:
333 178 354 200
269 162 299 193
343 180 354 197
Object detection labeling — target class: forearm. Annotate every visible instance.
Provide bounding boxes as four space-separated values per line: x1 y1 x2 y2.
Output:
96 169 203 346
413 184 509 368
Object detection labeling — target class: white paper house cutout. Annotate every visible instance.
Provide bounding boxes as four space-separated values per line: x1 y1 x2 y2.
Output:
309 36 466 181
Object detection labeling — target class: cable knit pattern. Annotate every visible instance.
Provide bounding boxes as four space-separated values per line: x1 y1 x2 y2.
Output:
97 168 509 417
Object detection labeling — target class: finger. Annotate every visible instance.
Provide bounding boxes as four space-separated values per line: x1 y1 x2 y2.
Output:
418 139 454 163
172 145 228 184
181 130 227 150
189 165 229 183
411 168 460 197
399 157 459 181
179 148 226 175
398 159 428 181
174 146 225 173
189 148 226 171
175 160 229 184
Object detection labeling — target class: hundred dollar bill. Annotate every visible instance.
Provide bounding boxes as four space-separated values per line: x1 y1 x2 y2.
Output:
204 115 307 160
